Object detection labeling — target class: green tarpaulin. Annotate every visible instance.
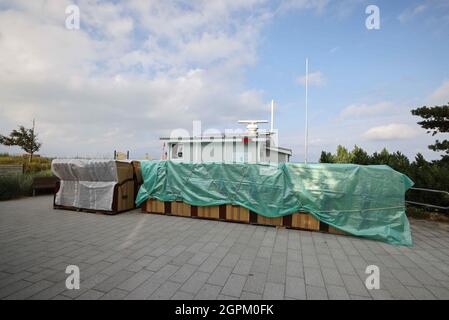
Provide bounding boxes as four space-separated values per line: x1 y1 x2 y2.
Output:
136 161 413 246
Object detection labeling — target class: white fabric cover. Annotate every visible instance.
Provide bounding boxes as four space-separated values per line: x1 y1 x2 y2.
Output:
52 159 119 211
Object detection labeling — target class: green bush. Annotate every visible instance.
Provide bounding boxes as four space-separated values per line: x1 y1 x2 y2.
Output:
0 170 53 201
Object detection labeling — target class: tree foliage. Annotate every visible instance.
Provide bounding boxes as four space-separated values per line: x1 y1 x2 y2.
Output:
319 145 449 209
0 125 42 161
411 103 449 155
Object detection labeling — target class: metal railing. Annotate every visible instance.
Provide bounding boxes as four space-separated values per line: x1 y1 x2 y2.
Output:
406 187 449 211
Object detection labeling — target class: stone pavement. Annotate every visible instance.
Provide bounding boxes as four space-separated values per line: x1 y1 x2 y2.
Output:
0 195 449 300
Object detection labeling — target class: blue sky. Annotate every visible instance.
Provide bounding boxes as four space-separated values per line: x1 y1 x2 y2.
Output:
0 0 448 161
245 0 449 160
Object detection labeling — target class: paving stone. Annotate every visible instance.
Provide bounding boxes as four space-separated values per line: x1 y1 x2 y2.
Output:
406 286 435 300
220 253 240 268
117 269 154 291
241 291 263 300
124 279 162 300
29 282 67 300
306 285 328 300
151 264 180 283
221 274 246 297
267 264 286 284
100 288 129 300
285 276 306 299
341 274 370 297
326 285 350 300
195 283 222 300
251 257 270 274
263 282 284 300
4 280 53 300
94 270 135 292
286 260 303 278
233 259 253 275
243 272 266 294
425 285 449 300
369 289 393 300
170 264 197 283
0 280 33 299
180 271 210 294
171 291 195 300
304 267 325 287
150 281 181 300
76 289 105 300
198 256 222 273
207 266 232 286
321 267 344 286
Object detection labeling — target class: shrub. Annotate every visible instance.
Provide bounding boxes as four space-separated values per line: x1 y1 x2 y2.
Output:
0 170 54 201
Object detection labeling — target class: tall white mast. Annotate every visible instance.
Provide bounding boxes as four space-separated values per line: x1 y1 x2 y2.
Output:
270 99 274 133
304 58 309 164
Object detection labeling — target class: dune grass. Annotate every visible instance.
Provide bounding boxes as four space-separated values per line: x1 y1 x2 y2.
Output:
0 153 53 200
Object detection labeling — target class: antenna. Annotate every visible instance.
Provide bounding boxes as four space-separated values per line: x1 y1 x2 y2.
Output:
304 58 309 164
237 120 268 135
270 100 274 133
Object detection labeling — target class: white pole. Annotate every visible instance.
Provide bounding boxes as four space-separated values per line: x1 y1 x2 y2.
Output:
270 99 274 133
305 58 309 164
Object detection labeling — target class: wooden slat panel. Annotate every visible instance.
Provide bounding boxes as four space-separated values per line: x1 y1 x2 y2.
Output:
117 181 134 212
171 201 191 217
291 213 320 231
145 199 165 214
257 214 283 226
197 206 220 219
225 205 249 223
328 226 347 236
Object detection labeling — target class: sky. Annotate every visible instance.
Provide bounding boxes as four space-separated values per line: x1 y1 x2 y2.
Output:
0 0 448 162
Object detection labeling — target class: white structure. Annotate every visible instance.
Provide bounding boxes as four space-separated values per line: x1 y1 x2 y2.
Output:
160 120 292 163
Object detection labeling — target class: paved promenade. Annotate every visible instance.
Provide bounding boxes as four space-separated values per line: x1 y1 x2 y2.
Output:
1 196 448 300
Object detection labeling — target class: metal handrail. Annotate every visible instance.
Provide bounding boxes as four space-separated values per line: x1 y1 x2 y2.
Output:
406 187 449 210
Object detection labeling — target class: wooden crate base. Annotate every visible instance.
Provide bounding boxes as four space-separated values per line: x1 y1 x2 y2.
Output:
171 201 191 217
256 214 283 227
53 204 133 215
226 205 250 223
291 212 321 231
197 206 220 220
144 199 166 214
328 225 348 236
141 200 350 237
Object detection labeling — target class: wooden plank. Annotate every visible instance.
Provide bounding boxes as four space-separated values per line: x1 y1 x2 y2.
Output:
291 212 320 231
197 206 220 219
328 226 348 236
145 199 165 214
171 201 191 217
117 181 134 212
256 214 283 226
225 205 249 223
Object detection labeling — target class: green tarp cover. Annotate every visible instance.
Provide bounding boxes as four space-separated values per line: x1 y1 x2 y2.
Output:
136 161 413 246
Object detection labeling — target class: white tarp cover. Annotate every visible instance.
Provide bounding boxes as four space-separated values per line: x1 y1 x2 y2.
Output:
51 159 119 211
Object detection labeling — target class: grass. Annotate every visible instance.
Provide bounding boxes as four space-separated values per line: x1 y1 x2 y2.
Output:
0 153 52 173
0 153 54 200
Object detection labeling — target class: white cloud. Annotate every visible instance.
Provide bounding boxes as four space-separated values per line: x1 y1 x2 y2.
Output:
0 0 273 158
296 71 326 87
278 0 331 14
362 123 419 141
427 79 449 105
398 4 427 23
339 101 394 120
